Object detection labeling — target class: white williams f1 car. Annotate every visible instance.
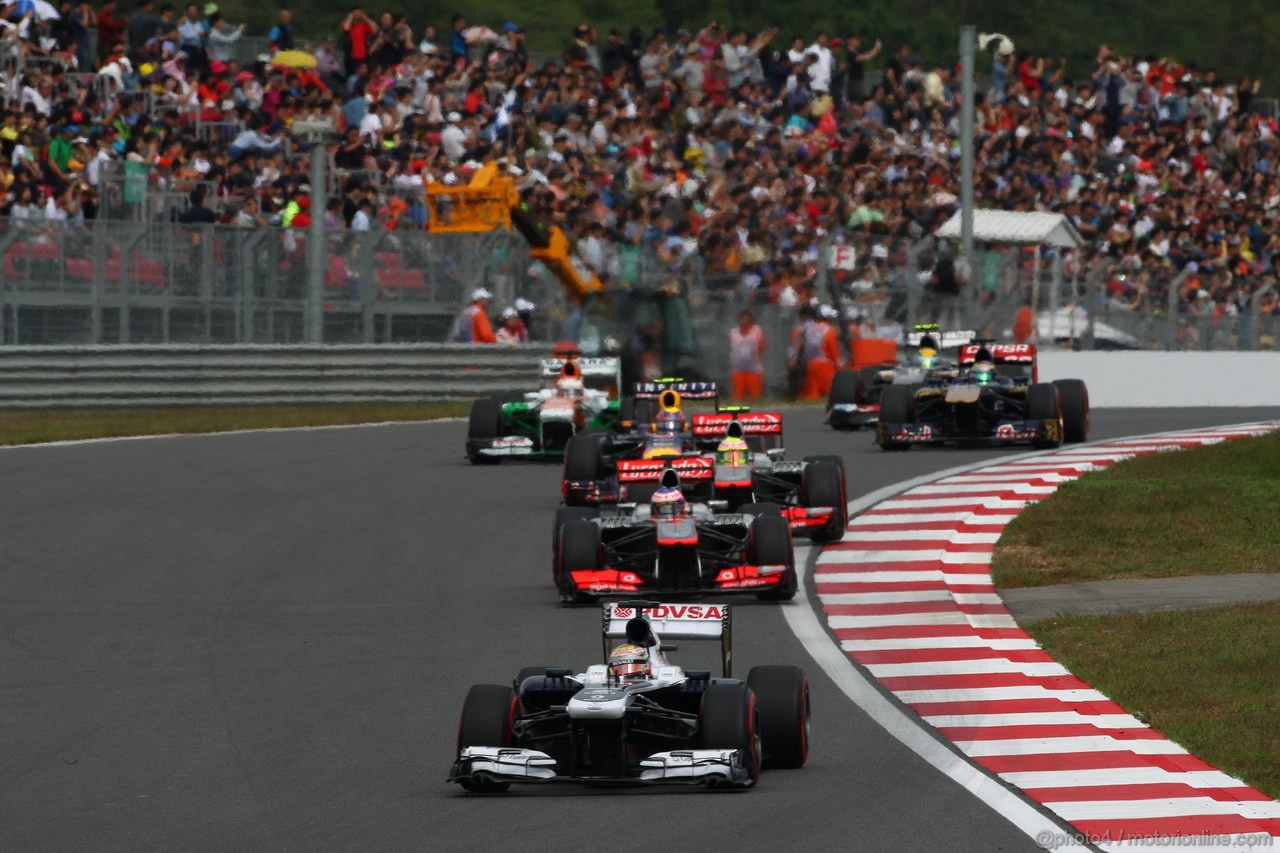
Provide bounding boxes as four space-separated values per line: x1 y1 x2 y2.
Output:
448 601 810 792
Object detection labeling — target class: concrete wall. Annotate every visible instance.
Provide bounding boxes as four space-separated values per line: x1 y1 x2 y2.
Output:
1038 351 1280 407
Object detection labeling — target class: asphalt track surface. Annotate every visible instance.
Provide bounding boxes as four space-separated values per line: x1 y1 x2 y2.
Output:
4 406 1279 853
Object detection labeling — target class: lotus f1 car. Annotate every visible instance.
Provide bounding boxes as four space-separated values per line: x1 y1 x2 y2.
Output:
876 341 1090 450
827 324 973 430
466 349 622 463
448 600 810 792
552 468 798 603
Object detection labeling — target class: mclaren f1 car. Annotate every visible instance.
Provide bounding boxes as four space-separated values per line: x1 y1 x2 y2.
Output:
448 600 810 792
552 468 798 603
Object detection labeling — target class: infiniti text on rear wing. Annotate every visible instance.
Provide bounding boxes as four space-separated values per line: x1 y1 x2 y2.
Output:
633 381 719 400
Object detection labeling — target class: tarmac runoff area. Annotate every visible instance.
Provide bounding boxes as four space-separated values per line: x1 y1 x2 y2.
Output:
1000 572 1280 622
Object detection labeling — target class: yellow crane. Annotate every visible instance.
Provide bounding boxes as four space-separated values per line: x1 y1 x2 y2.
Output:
424 163 602 302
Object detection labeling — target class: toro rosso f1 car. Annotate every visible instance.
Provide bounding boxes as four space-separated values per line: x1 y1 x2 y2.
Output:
876 341 1090 450
448 601 810 792
552 468 798 603
466 348 622 464
827 324 973 430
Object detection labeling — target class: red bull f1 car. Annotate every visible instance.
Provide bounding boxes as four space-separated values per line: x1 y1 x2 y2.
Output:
876 341 1090 450
449 601 809 792
552 468 798 604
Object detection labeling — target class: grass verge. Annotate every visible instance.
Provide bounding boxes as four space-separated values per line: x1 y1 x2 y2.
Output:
0 402 470 446
1028 604 1280 798
991 431 1280 589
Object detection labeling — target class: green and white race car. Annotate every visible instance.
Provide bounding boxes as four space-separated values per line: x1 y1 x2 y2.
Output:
466 351 624 463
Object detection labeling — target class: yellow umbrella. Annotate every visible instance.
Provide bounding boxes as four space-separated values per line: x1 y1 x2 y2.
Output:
270 50 317 69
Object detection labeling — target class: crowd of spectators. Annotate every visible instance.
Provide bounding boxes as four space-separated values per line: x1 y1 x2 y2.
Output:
2 1 1280 327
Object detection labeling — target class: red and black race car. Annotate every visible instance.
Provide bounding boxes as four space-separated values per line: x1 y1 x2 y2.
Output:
563 408 847 544
551 469 798 604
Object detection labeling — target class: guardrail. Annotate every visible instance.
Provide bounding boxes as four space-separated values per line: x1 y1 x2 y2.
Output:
0 344 552 408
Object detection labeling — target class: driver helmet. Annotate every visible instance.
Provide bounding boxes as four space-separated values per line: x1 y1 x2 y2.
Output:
716 435 750 466
971 360 996 385
556 375 585 397
918 346 938 370
655 409 685 435
609 643 650 681
650 484 687 519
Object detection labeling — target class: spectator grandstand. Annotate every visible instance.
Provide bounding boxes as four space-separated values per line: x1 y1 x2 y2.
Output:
1 3 1278 347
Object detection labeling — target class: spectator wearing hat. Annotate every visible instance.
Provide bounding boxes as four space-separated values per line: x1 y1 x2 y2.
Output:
495 306 528 345
457 287 496 343
440 111 467 160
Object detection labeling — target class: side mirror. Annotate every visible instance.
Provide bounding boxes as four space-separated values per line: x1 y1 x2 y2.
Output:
766 448 786 461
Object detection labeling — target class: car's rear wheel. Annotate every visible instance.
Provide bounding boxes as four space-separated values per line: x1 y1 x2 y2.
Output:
466 398 504 465
746 665 810 769
1027 383 1063 449
801 460 847 544
749 512 796 601
827 370 860 429
1053 378 1090 443
562 433 605 504
456 684 518 792
558 519 601 604
877 385 914 451
699 683 760 786
553 506 599 581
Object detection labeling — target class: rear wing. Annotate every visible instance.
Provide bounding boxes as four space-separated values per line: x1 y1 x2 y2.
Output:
616 456 714 483
540 356 621 379
905 329 977 349
602 600 733 676
691 412 782 437
633 380 718 401
959 343 1038 381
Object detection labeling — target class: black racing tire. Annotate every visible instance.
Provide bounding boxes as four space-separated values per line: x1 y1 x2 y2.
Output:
749 512 797 601
877 384 915 451
1053 379 1090 443
456 683 518 792
801 461 847 544
514 665 568 690
557 519 601 602
466 398 504 465
699 682 761 786
1027 383 1063 449
746 665 811 769
562 433 604 503
857 365 887 403
738 501 783 518
553 507 599 580
802 453 846 475
619 396 655 426
828 370 859 407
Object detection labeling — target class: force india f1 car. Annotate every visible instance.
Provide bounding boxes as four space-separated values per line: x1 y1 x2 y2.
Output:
562 383 848 544
465 349 623 464
552 468 798 603
827 324 973 430
448 601 810 792
876 341 1090 450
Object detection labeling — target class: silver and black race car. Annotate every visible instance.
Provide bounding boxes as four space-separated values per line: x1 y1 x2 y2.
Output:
448 601 810 792
553 468 797 604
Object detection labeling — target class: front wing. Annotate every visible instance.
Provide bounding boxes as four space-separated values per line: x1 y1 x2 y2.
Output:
877 417 1061 446
450 746 754 788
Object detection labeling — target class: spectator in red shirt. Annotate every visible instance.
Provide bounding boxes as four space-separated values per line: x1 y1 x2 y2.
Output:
97 0 126 63
341 7 374 78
